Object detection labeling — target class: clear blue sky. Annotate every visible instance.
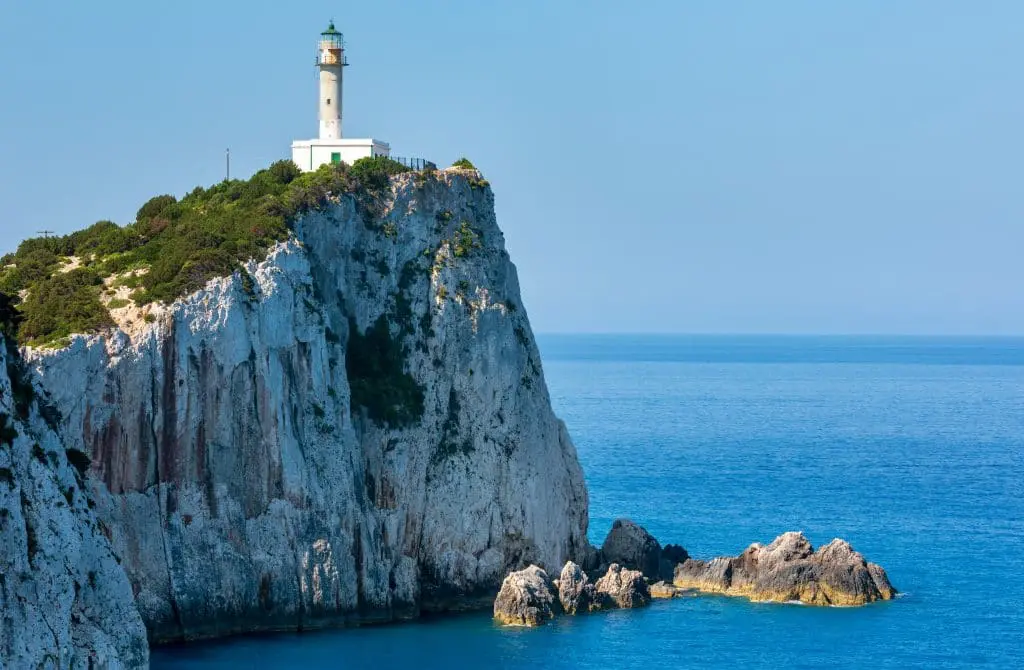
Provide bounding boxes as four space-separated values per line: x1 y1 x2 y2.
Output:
1 1 1022 334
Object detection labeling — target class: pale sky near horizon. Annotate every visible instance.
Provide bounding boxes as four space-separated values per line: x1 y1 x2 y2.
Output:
1 1 1022 334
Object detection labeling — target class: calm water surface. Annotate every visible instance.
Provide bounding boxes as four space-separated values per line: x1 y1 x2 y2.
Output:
153 335 1024 668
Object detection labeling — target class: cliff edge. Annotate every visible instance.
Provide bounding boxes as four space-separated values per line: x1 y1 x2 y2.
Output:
0 332 148 667
26 168 590 643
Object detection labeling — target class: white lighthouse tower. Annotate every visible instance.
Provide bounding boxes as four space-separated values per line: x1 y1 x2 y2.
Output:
317 21 345 140
291 21 390 172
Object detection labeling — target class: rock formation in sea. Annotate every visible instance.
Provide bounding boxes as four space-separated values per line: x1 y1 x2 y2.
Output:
0 334 148 667
493 565 560 626
25 168 590 643
557 561 597 614
593 563 650 609
494 560 651 626
672 531 897 606
493 520 897 625
600 518 688 581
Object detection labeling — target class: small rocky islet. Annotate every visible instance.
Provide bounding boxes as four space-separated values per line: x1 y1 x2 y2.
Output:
493 519 896 626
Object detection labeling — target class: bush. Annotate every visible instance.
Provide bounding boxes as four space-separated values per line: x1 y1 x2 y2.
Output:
17 269 113 346
451 157 476 170
349 156 412 192
136 195 177 222
453 221 481 258
0 292 21 340
345 316 424 428
1 159 390 344
66 221 137 257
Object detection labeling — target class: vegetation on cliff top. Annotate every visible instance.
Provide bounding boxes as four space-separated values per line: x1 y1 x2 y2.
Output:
0 156 415 345
345 315 425 429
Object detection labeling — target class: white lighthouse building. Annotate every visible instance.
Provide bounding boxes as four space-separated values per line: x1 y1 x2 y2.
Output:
291 22 390 171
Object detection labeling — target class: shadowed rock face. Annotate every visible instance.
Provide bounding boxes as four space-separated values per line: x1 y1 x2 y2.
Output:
27 170 590 643
600 519 662 578
672 531 897 606
0 337 148 668
599 518 688 580
493 566 559 626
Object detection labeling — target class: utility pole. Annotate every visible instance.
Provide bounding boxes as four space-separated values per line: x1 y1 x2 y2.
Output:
36 230 54 239
226 148 231 181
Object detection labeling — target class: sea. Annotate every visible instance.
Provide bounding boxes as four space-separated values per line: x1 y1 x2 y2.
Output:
152 335 1024 669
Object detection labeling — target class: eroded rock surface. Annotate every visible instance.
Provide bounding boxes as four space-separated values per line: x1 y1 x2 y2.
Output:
649 581 685 599
672 531 897 606
557 561 597 614
594 563 650 609
0 337 148 668
27 170 590 642
493 565 559 626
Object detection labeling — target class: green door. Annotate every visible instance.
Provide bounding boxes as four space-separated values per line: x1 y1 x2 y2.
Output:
331 152 341 164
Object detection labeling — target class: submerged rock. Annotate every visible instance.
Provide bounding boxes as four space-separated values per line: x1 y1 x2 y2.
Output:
594 563 650 609
493 565 560 626
672 531 896 606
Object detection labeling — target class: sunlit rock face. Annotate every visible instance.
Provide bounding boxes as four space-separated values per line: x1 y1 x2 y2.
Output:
0 337 148 668
672 531 897 606
28 170 590 643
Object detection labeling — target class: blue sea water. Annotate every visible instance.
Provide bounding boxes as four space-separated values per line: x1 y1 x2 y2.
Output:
153 335 1024 668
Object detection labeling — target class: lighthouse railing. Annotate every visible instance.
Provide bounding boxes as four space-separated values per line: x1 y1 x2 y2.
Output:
389 156 437 171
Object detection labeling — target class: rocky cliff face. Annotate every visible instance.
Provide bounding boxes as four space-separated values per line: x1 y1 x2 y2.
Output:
26 169 590 643
0 337 148 668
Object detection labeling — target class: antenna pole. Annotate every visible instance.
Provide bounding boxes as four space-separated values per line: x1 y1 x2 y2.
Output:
226 148 231 181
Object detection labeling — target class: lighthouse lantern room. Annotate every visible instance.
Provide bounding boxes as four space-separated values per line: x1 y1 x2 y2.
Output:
291 21 390 172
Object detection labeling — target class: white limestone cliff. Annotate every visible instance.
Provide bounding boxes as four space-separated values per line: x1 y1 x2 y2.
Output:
26 169 590 643
0 337 148 668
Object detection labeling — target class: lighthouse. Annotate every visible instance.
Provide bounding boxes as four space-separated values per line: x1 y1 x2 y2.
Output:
317 21 345 140
291 21 390 172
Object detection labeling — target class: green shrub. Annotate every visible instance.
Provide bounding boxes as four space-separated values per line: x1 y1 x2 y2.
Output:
0 292 21 339
136 195 177 222
451 157 476 170
66 221 137 257
1 158 401 344
453 221 481 258
18 269 113 346
349 156 412 192
345 316 424 428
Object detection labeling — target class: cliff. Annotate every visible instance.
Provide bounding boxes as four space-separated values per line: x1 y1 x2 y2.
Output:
0 336 148 667
26 168 590 643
